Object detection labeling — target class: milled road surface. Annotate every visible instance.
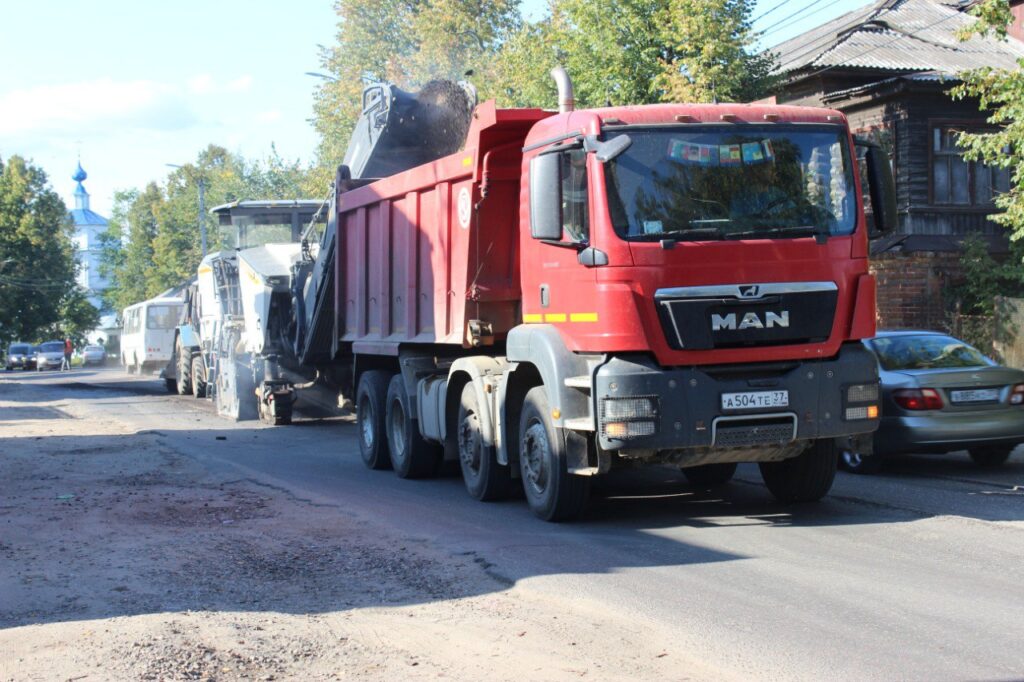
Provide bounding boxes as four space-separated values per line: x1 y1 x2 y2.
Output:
2 366 1024 681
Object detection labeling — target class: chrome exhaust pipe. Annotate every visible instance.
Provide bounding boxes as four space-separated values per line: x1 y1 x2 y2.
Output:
551 66 575 114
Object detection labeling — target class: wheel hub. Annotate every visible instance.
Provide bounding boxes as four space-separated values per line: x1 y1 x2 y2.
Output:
359 396 374 449
521 421 549 493
458 413 481 473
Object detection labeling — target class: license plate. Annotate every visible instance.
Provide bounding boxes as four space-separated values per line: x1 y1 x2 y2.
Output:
950 388 999 403
721 390 789 410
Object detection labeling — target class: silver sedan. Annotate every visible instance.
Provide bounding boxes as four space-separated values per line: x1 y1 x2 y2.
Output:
839 331 1024 473
81 345 106 365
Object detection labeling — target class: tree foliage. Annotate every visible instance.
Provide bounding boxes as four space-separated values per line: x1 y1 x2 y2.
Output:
0 155 97 347
952 0 1024 237
312 0 771 160
312 0 522 168
99 145 319 315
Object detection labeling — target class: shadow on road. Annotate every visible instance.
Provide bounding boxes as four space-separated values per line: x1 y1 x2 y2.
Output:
1 368 1022 631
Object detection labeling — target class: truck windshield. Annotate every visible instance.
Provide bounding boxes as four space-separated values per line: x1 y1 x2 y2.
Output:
603 125 856 241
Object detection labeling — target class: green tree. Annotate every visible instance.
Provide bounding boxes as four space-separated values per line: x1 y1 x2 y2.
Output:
100 185 163 313
0 155 92 347
952 0 1024 236
656 0 775 103
492 0 771 108
99 145 320 313
312 0 521 166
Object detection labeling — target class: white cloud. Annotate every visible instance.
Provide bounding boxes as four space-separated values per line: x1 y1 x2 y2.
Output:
0 78 198 138
187 74 217 95
256 110 282 123
227 75 254 93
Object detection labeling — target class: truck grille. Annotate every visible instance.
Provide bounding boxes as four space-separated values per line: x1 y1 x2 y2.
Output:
655 282 838 350
712 414 797 447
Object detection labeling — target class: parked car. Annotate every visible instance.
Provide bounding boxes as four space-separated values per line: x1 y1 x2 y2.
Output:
81 345 106 365
839 330 1024 473
5 342 37 371
35 341 66 371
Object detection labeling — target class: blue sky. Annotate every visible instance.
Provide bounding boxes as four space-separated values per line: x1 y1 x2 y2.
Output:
0 0 872 217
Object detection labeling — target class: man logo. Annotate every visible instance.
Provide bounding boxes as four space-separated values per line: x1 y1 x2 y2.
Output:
738 285 761 298
711 311 790 331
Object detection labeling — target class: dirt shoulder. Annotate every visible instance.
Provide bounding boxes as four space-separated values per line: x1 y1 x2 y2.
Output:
0 375 716 681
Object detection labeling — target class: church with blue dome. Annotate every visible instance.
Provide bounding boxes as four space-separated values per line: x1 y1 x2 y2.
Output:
69 161 116 341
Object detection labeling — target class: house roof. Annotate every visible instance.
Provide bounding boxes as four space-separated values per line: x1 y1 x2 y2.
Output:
772 0 1024 78
70 208 108 227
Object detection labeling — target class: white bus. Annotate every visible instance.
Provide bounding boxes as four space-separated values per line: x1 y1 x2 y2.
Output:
121 296 184 376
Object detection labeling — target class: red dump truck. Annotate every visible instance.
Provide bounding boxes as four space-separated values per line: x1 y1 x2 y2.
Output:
310 69 896 520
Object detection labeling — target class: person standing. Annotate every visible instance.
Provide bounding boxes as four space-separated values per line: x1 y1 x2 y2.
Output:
61 338 72 371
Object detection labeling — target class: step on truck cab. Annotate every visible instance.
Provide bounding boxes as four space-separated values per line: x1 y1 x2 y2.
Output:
324 68 896 521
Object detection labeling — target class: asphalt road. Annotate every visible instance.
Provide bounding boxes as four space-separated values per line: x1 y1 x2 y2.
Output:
7 365 1024 681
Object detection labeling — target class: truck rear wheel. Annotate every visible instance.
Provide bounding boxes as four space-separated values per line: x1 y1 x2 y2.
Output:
759 439 837 503
457 382 512 501
518 386 589 522
191 356 207 398
356 370 392 470
385 374 439 478
682 462 737 490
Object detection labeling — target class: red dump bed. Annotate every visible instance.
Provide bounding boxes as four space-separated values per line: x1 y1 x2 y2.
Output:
333 102 550 353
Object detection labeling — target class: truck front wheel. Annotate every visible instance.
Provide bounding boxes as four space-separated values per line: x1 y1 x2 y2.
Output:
356 370 392 470
759 439 837 503
518 386 589 522
385 374 439 479
457 382 512 500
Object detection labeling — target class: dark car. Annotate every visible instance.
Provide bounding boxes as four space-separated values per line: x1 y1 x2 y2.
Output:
5 342 37 371
839 331 1024 473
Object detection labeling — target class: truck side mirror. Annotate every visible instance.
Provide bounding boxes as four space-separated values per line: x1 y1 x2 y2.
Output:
856 139 897 236
529 153 563 240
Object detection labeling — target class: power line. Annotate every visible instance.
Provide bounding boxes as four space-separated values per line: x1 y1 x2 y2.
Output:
760 0 832 34
753 0 796 23
762 0 841 39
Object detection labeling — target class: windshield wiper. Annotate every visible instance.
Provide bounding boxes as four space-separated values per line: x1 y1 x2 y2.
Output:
725 225 828 242
633 226 728 242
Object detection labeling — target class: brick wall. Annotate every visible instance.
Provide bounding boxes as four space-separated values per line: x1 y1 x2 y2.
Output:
870 252 962 330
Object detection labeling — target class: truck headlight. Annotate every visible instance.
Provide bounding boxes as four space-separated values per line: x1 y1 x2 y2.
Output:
600 396 658 440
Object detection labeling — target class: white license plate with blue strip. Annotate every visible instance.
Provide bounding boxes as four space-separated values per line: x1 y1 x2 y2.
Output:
721 390 789 410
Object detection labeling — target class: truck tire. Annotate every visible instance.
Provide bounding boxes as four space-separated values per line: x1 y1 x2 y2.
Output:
356 370 392 470
759 439 837 503
191 356 207 398
164 377 177 394
518 386 590 522
968 445 1013 468
175 343 191 396
682 462 737 490
385 374 439 478
457 382 512 501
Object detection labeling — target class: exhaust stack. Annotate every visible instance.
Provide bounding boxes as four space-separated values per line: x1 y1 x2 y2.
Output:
551 66 575 114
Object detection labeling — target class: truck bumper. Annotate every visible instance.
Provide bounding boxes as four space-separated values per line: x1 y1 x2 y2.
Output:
594 342 880 453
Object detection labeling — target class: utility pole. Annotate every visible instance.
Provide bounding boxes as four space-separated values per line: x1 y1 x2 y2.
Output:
166 163 208 257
